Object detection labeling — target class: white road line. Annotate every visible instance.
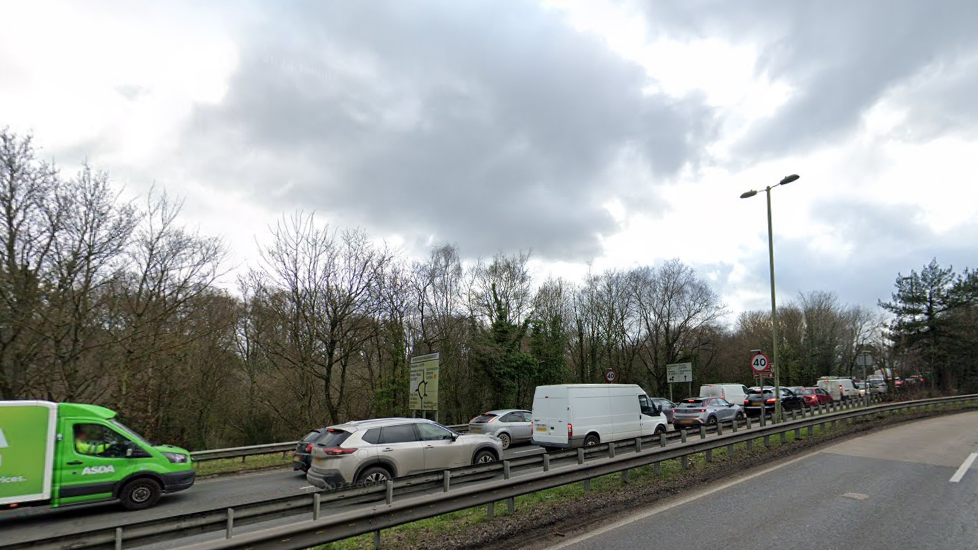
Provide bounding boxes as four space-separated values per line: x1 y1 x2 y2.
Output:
949 453 978 483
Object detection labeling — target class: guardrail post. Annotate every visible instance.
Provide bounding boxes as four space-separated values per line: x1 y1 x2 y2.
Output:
706 449 713 463
608 443 616 458
443 470 451 492
577 448 585 465
717 421 723 436
635 437 643 452
699 425 706 439
621 469 630 483
487 501 495 519
681 456 689 469
780 431 787 444
313 492 321 520
584 479 591 492
503 461 511 480
226 508 234 539
374 530 381 550
732 418 738 432
115 528 123 550
794 427 801 439
241 455 246 464
747 438 753 452
746 416 752 429
660 433 667 447
763 435 771 448
727 443 734 457
680 429 687 443
386 480 394 505
653 462 661 475
507 497 515 513
543 454 551 471
760 412 766 427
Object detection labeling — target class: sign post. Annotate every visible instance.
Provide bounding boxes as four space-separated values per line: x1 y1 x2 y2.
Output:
666 362 693 402
409 353 440 421
856 351 874 405
750 351 772 417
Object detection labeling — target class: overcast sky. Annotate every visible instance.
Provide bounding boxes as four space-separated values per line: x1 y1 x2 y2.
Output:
1 0 976 320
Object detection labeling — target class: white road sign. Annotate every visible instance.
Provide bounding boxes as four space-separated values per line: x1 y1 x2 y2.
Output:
666 362 693 383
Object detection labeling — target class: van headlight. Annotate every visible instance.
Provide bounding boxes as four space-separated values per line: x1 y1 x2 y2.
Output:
163 452 189 464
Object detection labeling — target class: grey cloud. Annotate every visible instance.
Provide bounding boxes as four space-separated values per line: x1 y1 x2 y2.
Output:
176 0 717 261
734 197 978 313
635 0 978 160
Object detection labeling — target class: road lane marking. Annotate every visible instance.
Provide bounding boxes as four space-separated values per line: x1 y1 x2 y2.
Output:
949 453 977 483
548 450 820 550
843 492 869 500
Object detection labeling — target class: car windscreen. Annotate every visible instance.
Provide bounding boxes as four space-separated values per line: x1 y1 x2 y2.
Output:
471 413 498 424
315 429 351 447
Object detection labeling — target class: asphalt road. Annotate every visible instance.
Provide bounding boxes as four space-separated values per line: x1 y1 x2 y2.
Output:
551 411 978 550
0 443 545 546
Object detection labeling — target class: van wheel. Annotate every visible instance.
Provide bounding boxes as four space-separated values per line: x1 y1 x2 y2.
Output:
497 433 511 450
583 434 600 447
654 425 666 435
119 478 162 511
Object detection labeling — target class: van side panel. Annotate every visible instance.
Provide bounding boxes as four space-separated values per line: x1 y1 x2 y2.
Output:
570 387 613 444
0 401 58 505
608 387 639 439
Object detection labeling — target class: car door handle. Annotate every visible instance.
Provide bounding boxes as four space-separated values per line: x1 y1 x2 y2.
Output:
381 448 394 452
67 460 83 465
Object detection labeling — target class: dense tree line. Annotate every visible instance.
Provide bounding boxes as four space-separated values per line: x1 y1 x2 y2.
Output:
3 128 976 450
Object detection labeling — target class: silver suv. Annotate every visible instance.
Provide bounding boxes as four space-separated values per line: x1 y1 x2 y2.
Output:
306 418 502 489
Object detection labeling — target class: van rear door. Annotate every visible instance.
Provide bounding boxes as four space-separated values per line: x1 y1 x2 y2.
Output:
531 387 569 447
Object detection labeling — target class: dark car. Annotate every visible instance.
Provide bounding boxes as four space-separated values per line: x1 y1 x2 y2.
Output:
743 386 804 416
650 398 676 424
293 428 329 472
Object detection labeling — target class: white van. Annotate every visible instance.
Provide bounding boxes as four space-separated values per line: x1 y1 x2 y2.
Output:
530 384 668 449
817 378 859 401
700 384 749 407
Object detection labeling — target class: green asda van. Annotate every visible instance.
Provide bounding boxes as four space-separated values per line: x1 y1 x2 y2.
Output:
0 400 195 511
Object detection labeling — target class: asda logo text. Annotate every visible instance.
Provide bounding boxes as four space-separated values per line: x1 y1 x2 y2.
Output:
82 466 115 475
0 475 27 483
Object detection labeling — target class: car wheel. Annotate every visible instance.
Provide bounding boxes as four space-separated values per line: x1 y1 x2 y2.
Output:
473 450 497 465
497 432 511 450
583 434 600 447
707 416 718 426
735 411 745 421
119 478 162 511
357 466 392 486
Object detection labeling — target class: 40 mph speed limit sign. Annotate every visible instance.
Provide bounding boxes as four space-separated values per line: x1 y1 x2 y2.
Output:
751 352 770 373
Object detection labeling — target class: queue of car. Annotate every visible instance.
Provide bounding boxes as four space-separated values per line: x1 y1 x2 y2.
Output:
292 376 886 489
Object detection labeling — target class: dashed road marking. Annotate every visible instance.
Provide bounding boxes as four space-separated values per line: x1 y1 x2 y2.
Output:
950 453 977 483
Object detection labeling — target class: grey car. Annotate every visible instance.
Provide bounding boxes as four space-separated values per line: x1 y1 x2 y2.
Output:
468 409 531 450
649 398 676 424
306 418 502 489
672 397 745 430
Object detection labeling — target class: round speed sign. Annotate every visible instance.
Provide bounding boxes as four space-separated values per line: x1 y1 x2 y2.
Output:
751 352 770 373
605 369 617 383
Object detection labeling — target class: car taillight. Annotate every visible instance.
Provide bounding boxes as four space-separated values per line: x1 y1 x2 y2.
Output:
744 400 750 405
765 398 776 404
567 423 573 437
697 409 706 413
321 447 357 456
306 444 313 452
470 416 479 423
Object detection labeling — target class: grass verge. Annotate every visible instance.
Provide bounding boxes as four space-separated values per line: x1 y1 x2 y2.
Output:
193 453 295 477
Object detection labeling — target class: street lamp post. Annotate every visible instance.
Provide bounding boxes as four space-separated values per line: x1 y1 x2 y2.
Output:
741 174 800 423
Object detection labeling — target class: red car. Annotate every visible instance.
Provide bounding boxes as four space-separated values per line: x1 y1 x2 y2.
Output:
795 387 833 407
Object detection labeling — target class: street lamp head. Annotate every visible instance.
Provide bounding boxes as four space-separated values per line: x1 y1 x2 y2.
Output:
740 190 758 199
779 174 800 185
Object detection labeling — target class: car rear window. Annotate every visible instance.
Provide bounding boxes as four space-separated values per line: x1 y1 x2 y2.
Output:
471 413 498 424
678 399 706 407
315 429 351 448
301 430 324 442
797 389 814 395
749 389 774 395
361 428 381 444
